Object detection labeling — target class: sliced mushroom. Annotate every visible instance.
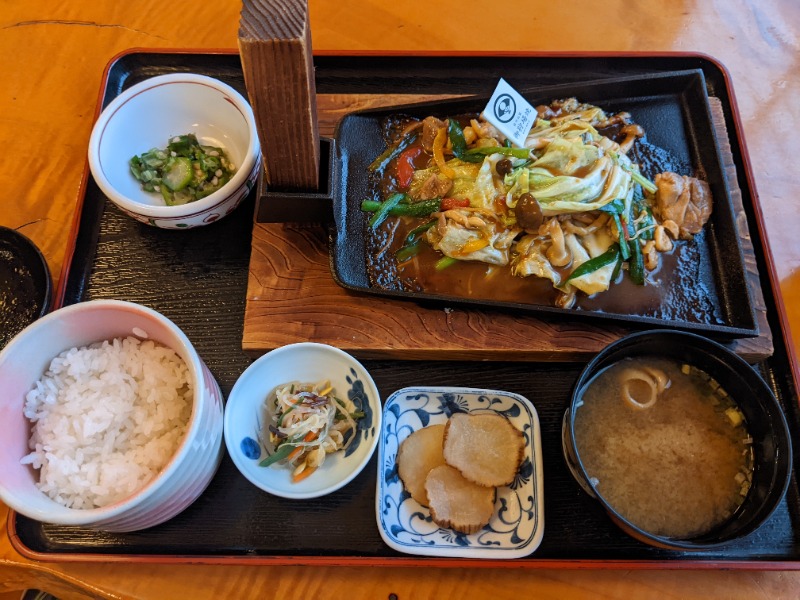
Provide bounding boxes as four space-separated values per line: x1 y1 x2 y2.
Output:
563 213 609 236
618 123 645 154
662 219 680 239
654 225 674 252
556 288 577 309
546 219 571 267
643 240 659 271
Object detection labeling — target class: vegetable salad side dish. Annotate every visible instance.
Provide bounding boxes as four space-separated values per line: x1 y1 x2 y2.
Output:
260 381 364 483
362 98 713 310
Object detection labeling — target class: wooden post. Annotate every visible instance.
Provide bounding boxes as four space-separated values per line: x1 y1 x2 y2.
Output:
239 0 320 191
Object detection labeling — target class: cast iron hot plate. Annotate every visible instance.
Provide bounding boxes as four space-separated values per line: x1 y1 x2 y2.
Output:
331 71 757 339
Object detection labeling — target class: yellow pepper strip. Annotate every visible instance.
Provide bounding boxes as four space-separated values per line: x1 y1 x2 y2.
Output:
433 127 455 179
459 238 490 255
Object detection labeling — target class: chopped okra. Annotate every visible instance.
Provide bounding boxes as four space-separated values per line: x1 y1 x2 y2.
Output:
129 134 236 206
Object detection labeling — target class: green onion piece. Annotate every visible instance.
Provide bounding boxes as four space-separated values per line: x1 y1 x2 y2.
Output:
639 207 655 241
369 132 419 172
398 199 441 217
598 198 625 215
404 220 436 245
360 198 440 218
566 244 620 282
368 193 405 228
435 256 459 270
630 169 657 194
277 401 299 427
464 146 530 159
395 242 422 262
611 256 623 281
458 153 485 164
629 239 645 285
612 214 630 260
610 151 657 194
360 199 382 212
258 441 296 467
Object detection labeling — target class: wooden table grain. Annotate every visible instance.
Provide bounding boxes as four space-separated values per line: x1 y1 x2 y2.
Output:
1 0 799 598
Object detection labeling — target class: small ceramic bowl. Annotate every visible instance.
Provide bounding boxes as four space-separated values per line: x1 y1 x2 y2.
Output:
0 300 224 531
0 226 52 349
88 73 260 229
562 330 792 551
224 343 381 499
376 386 545 558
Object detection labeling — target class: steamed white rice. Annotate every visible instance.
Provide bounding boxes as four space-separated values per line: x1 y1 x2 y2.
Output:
21 336 192 509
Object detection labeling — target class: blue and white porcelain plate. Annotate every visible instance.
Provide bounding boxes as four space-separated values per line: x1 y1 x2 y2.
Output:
376 387 544 558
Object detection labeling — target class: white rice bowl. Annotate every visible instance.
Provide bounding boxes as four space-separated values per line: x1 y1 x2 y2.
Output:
21 336 192 509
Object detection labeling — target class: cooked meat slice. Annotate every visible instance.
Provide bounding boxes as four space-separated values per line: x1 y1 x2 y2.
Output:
412 172 453 201
425 464 496 534
654 172 713 239
442 412 525 487
421 116 446 152
397 424 447 507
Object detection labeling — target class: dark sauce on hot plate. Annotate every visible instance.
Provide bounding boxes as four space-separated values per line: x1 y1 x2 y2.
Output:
364 115 724 325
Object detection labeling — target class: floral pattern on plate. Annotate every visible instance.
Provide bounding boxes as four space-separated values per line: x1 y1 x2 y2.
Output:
376 386 544 558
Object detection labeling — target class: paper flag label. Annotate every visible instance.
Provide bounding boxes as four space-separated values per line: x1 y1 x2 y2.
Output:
482 78 536 148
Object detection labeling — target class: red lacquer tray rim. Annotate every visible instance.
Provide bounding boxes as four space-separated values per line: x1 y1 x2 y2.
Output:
12 47 798 570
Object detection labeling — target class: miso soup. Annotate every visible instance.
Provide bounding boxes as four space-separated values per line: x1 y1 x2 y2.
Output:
574 357 753 538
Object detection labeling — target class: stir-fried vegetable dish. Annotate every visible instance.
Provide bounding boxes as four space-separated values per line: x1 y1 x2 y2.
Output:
362 98 713 308
129 133 236 206
261 381 364 483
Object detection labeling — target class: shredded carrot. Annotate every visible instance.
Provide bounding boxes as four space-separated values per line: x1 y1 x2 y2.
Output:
433 127 455 179
286 431 318 462
292 466 318 483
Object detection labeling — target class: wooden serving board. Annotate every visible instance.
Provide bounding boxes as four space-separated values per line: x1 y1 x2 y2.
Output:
243 95 772 362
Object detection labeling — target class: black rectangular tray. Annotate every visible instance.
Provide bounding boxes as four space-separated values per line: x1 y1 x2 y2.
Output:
332 69 758 338
11 50 800 568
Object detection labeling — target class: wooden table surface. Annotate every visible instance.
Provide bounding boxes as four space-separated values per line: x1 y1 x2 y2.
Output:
2 0 799 598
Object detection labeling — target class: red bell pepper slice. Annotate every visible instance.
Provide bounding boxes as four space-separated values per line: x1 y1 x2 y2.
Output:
439 197 470 211
396 147 423 189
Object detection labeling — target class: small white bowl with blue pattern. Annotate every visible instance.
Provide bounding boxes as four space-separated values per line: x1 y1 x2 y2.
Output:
376 386 544 558
223 343 381 499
